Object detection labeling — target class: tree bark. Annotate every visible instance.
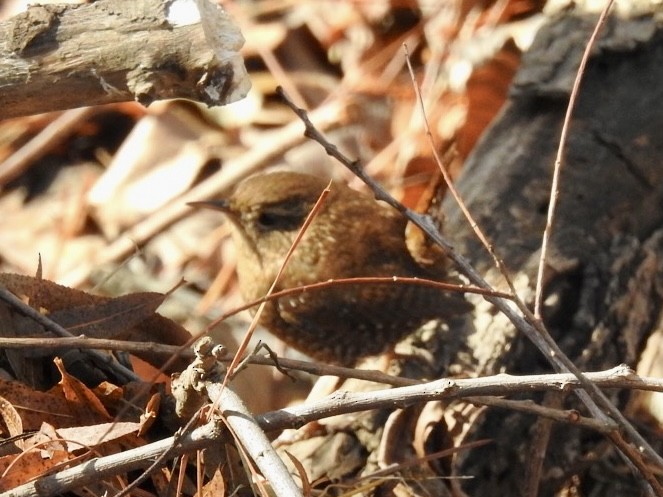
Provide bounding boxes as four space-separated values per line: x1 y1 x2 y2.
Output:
437 11 663 496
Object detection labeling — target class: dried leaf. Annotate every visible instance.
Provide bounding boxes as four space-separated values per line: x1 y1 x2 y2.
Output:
49 291 166 340
0 446 70 491
0 379 73 431
138 392 160 436
56 421 141 451
0 273 192 372
54 358 111 425
198 466 227 497
0 394 23 438
0 272 100 311
25 423 67 457
284 450 312 496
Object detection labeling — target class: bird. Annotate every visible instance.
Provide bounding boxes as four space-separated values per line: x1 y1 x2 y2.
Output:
191 171 471 366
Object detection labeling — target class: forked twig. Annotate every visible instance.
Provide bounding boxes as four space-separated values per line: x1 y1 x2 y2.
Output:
7 365 662 497
275 86 663 492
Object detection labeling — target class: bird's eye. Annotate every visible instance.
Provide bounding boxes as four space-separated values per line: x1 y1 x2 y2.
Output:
255 203 308 231
256 212 283 229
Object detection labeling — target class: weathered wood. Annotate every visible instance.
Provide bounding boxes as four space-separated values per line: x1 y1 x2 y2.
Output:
0 0 250 119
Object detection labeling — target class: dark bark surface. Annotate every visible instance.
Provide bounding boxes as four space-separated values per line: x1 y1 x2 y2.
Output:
437 12 663 496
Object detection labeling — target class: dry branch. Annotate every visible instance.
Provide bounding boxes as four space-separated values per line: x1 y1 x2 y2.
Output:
0 0 250 119
4 366 660 497
277 9 663 496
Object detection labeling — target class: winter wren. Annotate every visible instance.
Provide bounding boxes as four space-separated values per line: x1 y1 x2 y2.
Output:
192 172 470 365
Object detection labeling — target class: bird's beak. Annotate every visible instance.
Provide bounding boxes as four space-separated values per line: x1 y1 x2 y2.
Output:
188 199 244 229
187 199 231 213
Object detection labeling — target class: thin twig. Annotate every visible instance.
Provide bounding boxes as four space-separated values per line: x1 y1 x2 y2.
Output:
222 275 509 302
525 4 662 490
152 272 510 384
346 439 491 487
402 43 521 303
275 86 663 484
0 287 139 383
522 392 565 497
471 395 606 432
533 0 615 318
222 182 331 382
7 366 660 497
3 335 663 395
225 2 308 111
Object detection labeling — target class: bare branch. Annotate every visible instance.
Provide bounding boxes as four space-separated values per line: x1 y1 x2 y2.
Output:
0 0 249 119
